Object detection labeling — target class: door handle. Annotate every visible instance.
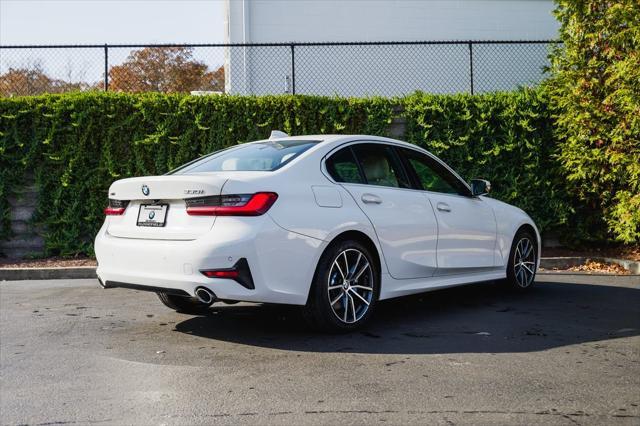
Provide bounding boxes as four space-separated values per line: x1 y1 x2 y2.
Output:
361 193 382 204
436 202 451 212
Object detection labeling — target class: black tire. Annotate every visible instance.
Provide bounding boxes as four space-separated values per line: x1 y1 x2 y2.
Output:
156 292 212 315
504 229 538 290
303 239 380 332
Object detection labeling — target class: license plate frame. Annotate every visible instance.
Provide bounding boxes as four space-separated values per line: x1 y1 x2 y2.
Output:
137 204 169 227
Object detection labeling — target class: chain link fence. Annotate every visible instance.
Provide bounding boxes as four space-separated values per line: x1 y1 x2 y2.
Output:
0 41 558 97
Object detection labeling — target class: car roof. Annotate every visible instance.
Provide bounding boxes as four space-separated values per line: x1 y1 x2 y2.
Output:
249 134 420 151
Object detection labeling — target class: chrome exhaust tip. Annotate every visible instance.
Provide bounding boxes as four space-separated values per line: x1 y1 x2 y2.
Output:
194 287 216 305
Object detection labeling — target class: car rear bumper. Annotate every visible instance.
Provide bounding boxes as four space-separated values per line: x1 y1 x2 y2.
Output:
98 280 191 297
94 215 324 305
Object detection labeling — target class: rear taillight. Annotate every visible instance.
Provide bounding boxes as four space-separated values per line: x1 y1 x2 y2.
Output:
104 199 129 216
185 192 278 216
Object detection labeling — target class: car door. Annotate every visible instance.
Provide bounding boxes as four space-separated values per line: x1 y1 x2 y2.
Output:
325 142 439 279
397 147 498 275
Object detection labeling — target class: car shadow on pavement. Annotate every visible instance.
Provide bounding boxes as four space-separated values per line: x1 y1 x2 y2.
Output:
174 279 640 354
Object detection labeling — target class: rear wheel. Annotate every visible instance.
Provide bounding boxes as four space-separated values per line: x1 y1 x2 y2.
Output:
504 230 537 290
156 292 212 315
304 239 380 332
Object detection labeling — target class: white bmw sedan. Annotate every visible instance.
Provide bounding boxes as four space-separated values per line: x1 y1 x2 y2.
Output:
95 133 539 331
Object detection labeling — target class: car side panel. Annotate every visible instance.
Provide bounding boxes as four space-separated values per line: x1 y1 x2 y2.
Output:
220 170 389 293
221 171 380 245
426 192 498 275
340 183 438 279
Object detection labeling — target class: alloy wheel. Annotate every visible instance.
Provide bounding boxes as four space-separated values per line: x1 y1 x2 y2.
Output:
327 248 374 324
513 237 536 288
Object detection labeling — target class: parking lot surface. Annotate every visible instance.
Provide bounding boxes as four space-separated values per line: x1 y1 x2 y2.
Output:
1 274 639 425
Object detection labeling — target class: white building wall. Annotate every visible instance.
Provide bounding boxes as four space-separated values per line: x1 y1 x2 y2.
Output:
225 0 559 96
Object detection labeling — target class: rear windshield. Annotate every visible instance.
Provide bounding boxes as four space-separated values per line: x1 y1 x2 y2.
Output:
171 140 319 174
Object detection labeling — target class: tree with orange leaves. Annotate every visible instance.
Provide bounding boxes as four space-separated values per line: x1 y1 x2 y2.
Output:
108 47 224 93
0 66 88 97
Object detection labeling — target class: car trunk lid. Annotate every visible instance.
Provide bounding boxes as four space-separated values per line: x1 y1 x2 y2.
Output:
106 175 227 240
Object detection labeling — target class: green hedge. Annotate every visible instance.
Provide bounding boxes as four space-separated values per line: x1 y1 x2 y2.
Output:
0 89 621 257
400 89 571 236
0 92 394 256
546 0 640 243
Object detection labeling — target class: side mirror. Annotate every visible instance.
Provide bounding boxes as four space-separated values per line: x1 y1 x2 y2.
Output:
471 179 491 196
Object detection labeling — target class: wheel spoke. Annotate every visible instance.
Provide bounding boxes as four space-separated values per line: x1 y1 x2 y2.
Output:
522 263 534 274
334 260 346 280
343 293 349 322
342 251 350 276
328 285 343 291
516 267 524 286
348 293 357 323
527 242 533 258
350 253 362 279
353 262 370 281
351 284 373 291
349 288 370 306
331 292 344 306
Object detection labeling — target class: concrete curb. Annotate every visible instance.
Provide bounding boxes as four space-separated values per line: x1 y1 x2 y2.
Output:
540 257 640 275
537 270 640 277
1 256 638 281
0 267 96 281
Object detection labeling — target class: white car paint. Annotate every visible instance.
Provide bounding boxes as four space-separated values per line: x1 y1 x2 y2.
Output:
342 182 439 280
95 134 540 307
427 191 497 274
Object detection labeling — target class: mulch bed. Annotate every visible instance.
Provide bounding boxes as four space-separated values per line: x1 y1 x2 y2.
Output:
0 257 97 268
540 259 631 275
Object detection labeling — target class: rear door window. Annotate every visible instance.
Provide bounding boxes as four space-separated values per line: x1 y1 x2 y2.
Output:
351 144 410 188
325 147 365 184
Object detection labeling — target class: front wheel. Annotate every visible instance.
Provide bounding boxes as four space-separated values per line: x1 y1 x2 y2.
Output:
303 240 380 332
504 230 538 290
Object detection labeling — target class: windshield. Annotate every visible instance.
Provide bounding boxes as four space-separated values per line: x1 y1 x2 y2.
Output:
171 140 319 174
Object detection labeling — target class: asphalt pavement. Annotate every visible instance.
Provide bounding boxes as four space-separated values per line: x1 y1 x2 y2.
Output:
1 274 639 425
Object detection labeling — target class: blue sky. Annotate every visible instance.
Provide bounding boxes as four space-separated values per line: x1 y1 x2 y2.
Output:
0 0 226 82
0 0 225 44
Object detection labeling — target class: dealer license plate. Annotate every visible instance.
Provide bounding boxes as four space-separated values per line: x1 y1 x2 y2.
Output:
137 204 168 227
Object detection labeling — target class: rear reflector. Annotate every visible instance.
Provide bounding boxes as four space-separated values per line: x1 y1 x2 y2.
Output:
104 199 129 215
201 270 240 279
199 258 255 290
186 192 278 216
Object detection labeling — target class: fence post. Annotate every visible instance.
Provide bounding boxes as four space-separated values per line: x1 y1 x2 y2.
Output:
103 44 109 91
290 44 296 95
468 42 474 95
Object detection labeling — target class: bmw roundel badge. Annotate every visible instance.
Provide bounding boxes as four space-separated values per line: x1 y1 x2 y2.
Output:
141 184 150 196
148 211 155 219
